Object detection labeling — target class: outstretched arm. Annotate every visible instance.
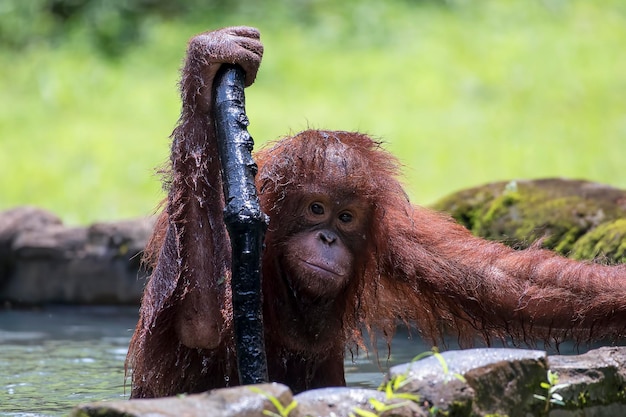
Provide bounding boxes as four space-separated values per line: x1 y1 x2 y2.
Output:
380 204 626 345
127 27 263 398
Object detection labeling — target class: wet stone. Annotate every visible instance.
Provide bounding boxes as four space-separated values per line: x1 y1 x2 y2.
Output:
387 348 547 417
71 383 293 417
548 346 626 416
69 347 626 417
295 386 428 417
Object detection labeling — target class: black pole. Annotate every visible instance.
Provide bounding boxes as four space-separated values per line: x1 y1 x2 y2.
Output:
213 64 269 385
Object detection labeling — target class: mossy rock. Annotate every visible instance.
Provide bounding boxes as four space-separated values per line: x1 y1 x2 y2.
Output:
432 178 626 264
570 219 626 264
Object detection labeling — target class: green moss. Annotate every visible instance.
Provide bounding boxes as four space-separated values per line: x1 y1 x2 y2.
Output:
570 219 626 264
576 390 590 408
433 179 626 264
477 189 521 229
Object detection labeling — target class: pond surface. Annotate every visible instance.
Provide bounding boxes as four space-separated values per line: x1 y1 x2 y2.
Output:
0 306 436 417
1 306 604 416
0 307 136 416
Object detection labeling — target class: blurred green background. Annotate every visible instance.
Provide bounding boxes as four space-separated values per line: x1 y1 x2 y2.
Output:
1 0 624 225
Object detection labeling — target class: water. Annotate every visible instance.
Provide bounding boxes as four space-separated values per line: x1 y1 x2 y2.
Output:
1 307 605 416
0 306 432 417
0 307 136 417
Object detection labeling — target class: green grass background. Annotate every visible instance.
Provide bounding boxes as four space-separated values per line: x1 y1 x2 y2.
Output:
1 0 625 225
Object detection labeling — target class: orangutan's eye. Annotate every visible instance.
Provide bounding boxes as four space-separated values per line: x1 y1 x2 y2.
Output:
338 212 353 223
310 203 325 215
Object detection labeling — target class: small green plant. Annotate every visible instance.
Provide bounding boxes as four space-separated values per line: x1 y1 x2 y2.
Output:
248 386 299 417
410 347 467 384
350 372 420 417
533 370 566 414
351 347 466 417
351 398 416 417
381 372 421 402
418 348 465 416
350 359 420 417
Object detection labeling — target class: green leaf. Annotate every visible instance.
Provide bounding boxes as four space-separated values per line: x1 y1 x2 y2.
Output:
433 351 449 375
391 392 421 402
351 407 379 417
369 398 386 411
283 400 298 416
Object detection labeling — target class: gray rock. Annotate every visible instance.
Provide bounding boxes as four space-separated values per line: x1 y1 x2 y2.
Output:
387 348 547 416
296 386 428 416
0 206 62 285
73 384 428 417
72 383 292 417
0 206 62 242
0 206 154 305
70 347 626 417
548 346 626 416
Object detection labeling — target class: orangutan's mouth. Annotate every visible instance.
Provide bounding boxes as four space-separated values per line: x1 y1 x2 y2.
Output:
301 259 345 278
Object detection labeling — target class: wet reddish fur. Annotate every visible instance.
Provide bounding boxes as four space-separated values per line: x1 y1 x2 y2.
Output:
126 27 626 398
